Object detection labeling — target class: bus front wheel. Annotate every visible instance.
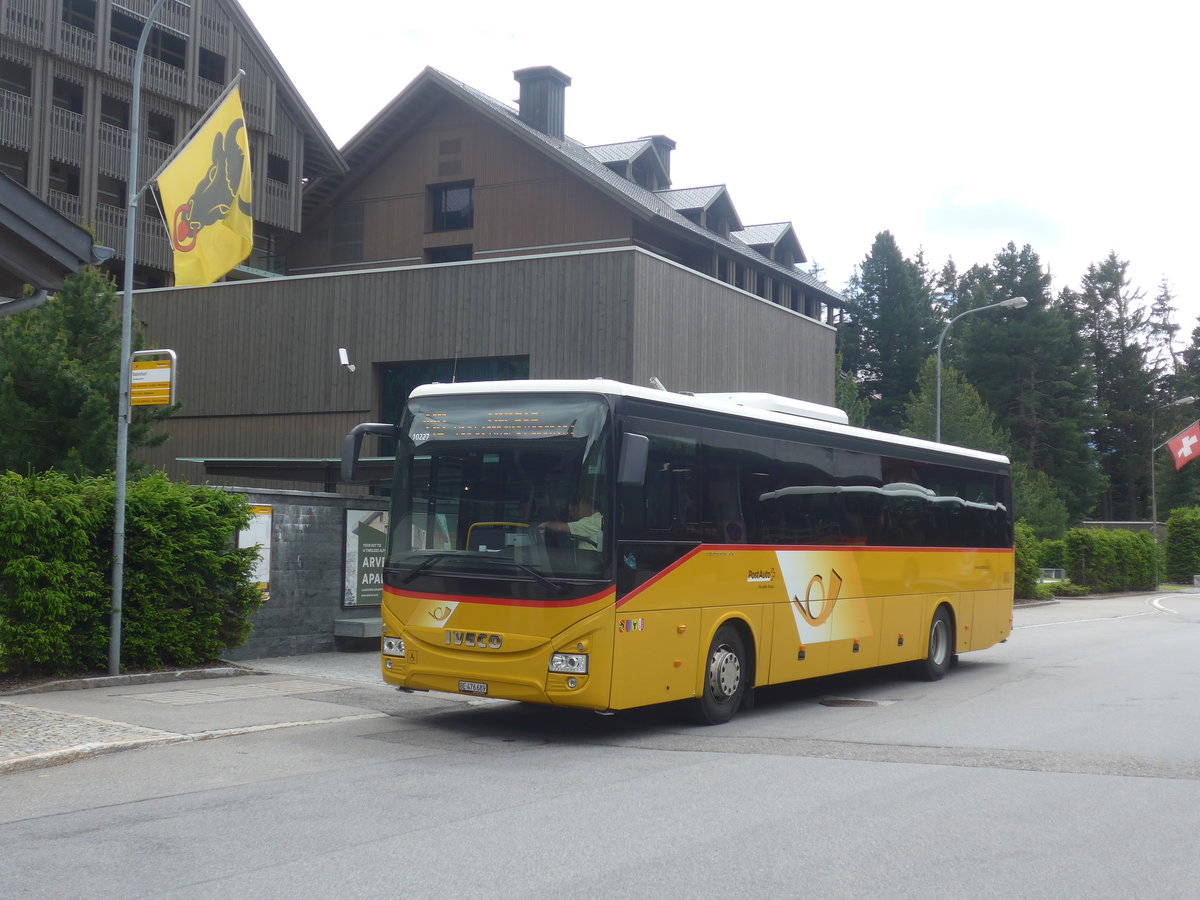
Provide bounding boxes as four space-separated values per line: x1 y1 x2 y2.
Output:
915 605 954 681
694 624 749 725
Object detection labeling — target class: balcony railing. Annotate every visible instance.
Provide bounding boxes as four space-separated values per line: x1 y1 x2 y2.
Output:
94 203 172 270
98 121 130 176
47 190 82 223
261 178 294 230
58 21 98 68
0 90 32 149
108 43 187 102
3 0 45 47
49 106 86 164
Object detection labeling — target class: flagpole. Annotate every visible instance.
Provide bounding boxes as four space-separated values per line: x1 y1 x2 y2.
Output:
110 0 171 675
146 70 245 186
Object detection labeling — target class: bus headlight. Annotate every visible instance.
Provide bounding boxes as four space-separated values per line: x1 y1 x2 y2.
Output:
549 652 588 674
382 636 406 658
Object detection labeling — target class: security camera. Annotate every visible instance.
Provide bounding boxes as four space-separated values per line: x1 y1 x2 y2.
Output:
338 348 356 373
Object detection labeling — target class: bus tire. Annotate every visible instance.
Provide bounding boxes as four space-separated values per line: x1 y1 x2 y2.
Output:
915 605 953 682
694 624 749 725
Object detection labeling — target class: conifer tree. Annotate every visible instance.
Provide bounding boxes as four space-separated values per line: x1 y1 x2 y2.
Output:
0 268 172 475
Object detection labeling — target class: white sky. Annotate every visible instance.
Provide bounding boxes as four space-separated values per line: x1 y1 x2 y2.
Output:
237 0 1199 332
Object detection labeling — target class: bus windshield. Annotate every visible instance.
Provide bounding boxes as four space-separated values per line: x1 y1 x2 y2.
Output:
389 393 611 585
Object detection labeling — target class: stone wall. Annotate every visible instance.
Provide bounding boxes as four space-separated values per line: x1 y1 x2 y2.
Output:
218 488 388 660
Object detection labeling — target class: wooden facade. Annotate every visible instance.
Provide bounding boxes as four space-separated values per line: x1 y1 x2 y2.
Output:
136 247 836 489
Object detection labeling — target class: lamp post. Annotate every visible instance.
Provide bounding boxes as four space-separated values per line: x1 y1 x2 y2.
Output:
935 296 1028 442
1149 396 1197 550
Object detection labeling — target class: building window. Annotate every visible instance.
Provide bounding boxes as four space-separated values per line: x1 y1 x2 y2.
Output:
97 175 127 208
425 244 472 264
52 78 85 114
49 161 81 196
266 153 289 184
331 204 364 264
146 111 175 145
198 47 226 84
110 9 186 70
62 0 97 32
429 181 473 232
100 94 130 129
0 59 32 96
0 146 29 186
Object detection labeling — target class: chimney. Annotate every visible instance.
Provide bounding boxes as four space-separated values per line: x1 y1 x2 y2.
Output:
513 66 572 140
643 135 676 183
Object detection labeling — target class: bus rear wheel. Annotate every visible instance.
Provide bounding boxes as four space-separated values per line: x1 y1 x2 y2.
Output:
915 605 953 681
694 624 748 725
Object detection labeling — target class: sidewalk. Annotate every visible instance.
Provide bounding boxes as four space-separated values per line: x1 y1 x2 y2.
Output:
0 649 387 775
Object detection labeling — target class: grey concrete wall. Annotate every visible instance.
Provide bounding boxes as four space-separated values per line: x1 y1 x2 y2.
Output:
218 488 388 661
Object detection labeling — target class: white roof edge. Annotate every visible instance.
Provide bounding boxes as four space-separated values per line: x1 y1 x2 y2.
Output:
408 379 1011 466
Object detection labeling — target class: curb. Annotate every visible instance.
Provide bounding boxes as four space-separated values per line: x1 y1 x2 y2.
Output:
0 712 387 776
0 666 251 697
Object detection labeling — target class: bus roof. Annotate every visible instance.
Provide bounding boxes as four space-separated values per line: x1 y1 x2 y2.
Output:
407 379 1010 467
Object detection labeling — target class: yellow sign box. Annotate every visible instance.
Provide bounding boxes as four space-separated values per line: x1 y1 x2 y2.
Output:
130 352 175 406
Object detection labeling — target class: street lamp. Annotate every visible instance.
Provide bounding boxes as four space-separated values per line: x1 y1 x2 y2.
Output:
935 296 1028 442
1149 396 1197 549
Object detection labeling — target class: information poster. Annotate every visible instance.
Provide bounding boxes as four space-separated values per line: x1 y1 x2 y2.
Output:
238 505 273 598
344 509 388 607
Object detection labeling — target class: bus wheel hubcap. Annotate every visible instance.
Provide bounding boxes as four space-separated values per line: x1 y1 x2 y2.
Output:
708 645 741 702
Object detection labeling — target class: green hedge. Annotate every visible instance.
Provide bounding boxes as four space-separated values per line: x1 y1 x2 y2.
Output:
1036 539 1067 570
1014 522 1041 600
0 471 264 676
1165 507 1200 584
1064 527 1155 593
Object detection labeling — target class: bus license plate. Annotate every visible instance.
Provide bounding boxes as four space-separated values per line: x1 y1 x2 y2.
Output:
459 680 488 695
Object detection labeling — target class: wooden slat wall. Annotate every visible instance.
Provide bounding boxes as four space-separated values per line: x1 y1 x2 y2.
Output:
626 250 835 400
135 247 833 483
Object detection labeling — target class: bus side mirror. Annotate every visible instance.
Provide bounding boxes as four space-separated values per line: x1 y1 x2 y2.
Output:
341 422 399 483
617 433 649 486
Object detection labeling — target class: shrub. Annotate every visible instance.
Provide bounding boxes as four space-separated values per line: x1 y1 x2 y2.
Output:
1064 527 1155 593
1013 522 1041 600
1165 507 1200 584
1037 539 1067 570
0 471 263 676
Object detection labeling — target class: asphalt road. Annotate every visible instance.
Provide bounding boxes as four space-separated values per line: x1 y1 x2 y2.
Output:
4 592 1200 899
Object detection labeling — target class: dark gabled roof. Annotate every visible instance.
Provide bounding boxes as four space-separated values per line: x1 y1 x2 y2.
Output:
218 0 346 179
732 221 807 265
303 67 844 307
0 174 100 306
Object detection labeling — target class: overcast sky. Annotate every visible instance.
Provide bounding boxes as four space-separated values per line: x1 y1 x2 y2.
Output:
237 0 1197 333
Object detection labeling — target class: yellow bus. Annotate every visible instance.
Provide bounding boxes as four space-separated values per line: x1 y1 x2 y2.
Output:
342 379 1013 724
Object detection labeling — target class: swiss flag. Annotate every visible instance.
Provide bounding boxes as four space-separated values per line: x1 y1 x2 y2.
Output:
1167 420 1200 470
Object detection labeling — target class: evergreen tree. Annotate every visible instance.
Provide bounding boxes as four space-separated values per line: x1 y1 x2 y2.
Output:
833 353 869 427
0 268 172 475
1071 252 1156 520
839 232 937 433
951 243 1101 522
900 357 1008 453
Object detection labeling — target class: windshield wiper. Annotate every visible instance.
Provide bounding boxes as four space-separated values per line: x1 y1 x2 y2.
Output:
400 553 454 583
509 562 567 594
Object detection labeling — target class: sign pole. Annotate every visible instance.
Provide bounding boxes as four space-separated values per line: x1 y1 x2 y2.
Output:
110 0 171 675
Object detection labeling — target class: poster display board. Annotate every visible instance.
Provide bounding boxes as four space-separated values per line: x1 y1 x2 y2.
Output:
344 509 388 607
238 505 273 597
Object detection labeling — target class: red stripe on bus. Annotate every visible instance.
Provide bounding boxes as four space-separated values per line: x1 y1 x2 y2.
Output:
383 584 614 608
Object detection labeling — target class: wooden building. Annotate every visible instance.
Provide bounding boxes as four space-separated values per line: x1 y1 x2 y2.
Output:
133 64 846 490
0 0 344 286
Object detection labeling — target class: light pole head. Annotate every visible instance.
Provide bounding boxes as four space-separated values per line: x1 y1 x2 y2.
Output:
1174 396 1198 406
998 296 1028 309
